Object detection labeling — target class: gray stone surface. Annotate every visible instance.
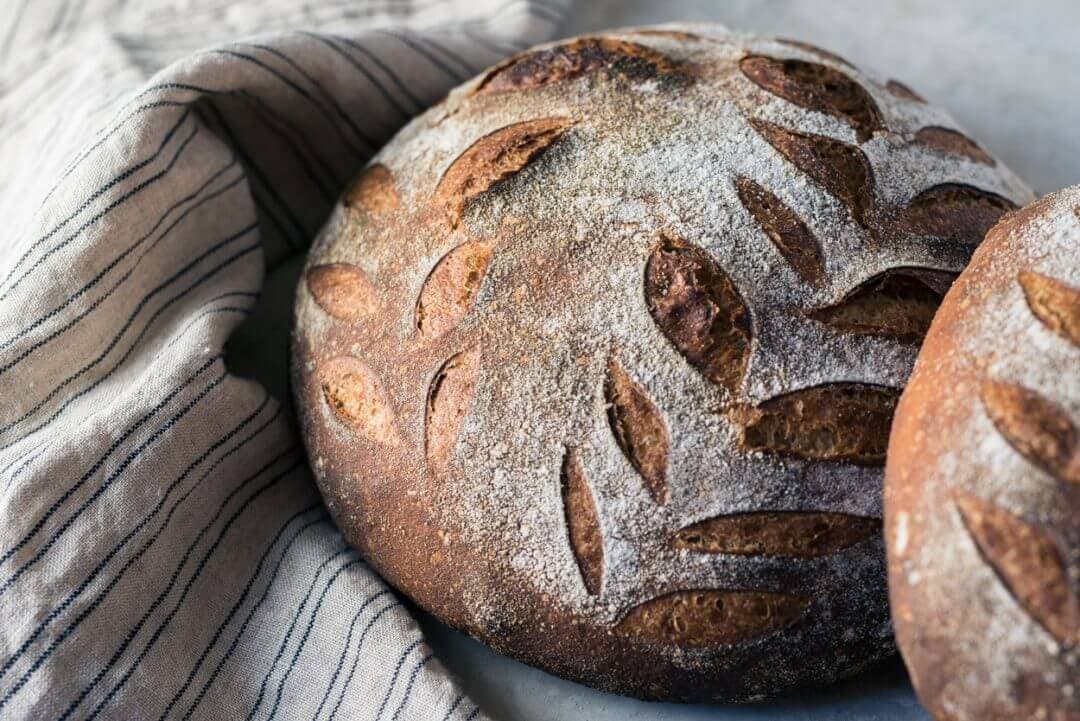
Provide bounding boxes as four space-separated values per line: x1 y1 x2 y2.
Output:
230 3 1079 719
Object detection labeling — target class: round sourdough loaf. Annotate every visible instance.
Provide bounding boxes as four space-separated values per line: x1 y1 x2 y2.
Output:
886 187 1079 721
291 24 1032 701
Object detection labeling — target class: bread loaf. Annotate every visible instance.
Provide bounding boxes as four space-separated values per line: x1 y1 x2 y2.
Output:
292 23 1032 701
886 187 1079 721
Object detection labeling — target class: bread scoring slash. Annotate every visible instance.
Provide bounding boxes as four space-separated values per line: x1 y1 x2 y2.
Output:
292 23 1032 702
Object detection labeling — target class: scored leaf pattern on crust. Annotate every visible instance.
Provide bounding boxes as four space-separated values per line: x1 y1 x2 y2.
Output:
1019 270 1080 348
644 236 751 393
320 356 400 446
736 176 826 287
899 183 1017 246
415 241 493 339
804 268 956 344
740 55 883 142
475 37 687 94
914 126 994 165
425 348 482 471
434 117 574 225
344 163 400 214
615 589 811 646
306 263 380 322
751 118 877 236
736 384 900 465
955 492 1079 646
981 379 1079 485
674 511 880 558
605 358 670 505
561 449 604 596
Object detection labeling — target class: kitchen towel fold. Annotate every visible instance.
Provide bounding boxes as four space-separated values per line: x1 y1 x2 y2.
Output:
0 1 568 719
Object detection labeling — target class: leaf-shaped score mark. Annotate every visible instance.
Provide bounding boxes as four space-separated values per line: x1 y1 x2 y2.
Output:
425 348 482 472
674 511 881 558
884 79 926 103
644 237 751 393
306 263 379 321
804 268 956 345
1019 270 1080 348
615 589 810 647
751 119 877 236
561 450 604 596
737 384 899 466
735 176 826 287
475 37 686 95
955 493 1079 646
899 183 1017 246
981 379 1080 485
434 117 574 226
344 163 400 214
320 356 400 446
914 127 994 165
415 241 493 339
606 359 670 505
740 55 883 142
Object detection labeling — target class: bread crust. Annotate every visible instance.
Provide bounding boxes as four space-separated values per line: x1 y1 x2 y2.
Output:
886 188 1080 721
293 23 1032 702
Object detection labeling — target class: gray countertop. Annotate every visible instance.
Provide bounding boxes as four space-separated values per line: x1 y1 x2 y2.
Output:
230 2 1079 719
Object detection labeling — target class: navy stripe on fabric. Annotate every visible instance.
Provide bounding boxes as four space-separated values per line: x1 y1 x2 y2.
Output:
172 513 334 721
0 362 228 601
465 705 481 721
372 639 425 721
309 590 395 721
381 30 471 82
388 653 434 721
299 33 416 121
331 33 429 110
326 601 403 721
440 694 465 721
0 395 278 682
0 228 259 438
242 546 353 721
243 42 368 162
264 558 367 720
0 160 243 354
62 458 306 721
0 109 193 297
0 355 220 570
214 47 378 151
196 102 305 250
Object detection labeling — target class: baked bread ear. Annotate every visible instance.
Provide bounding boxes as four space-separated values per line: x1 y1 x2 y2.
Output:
886 187 1079 721
292 23 1032 702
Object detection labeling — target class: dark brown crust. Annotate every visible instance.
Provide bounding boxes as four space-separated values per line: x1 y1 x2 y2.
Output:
644 236 751 393
435 117 574 225
884 79 926 103
804 268 955 344
614 589 811 647
955 492 1079 646
561 449 604 596
740 55 882 142
674 511 881 558
899 183 1018 246
319 356 400 446
415 241 493 338
475 37 687 95
306 263 379 321
736 384 899 465
886 189 1078 721
425 348 482 471
605 359 670 505
294 26 1030 706
344 163 400 214
981 379 1080 484
1019 270 1080 348
736 176 825 286
914 126 995 165
751 119 877 236
774 38 856 69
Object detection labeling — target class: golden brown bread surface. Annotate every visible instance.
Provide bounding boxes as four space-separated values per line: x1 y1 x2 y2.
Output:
886 188 1079 721
292 23 1032 702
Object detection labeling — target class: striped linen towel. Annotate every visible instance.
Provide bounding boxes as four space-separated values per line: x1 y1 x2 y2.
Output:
0 1 569 719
